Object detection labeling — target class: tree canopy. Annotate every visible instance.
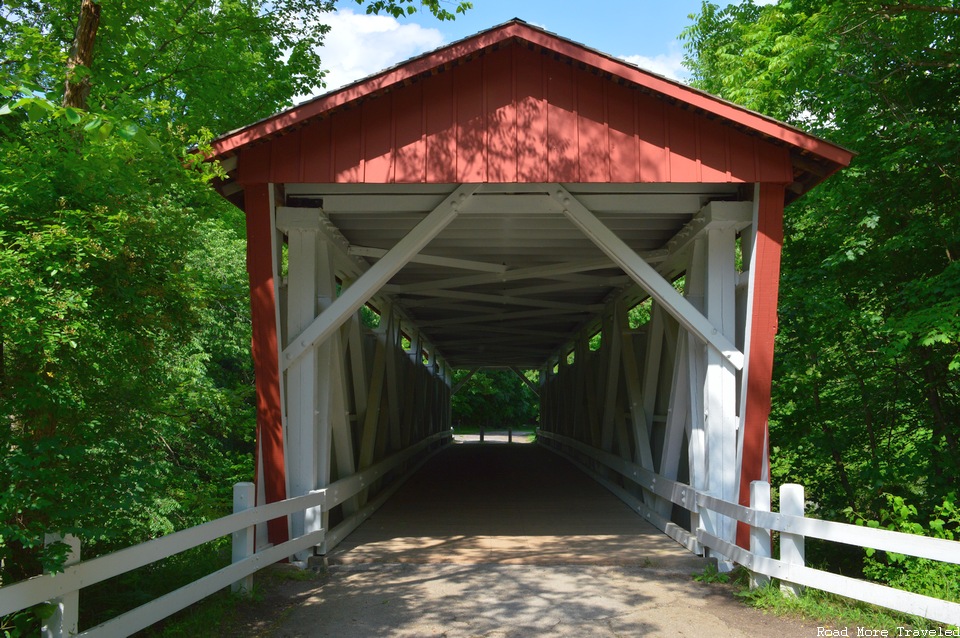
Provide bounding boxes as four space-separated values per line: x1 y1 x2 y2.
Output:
684 0 960 592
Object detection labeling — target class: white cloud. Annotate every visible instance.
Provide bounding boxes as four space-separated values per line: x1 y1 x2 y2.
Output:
619 42 688 82
303 9 445 100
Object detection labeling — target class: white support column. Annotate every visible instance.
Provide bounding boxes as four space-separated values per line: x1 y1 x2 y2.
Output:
657 335 690 521
383 308 403 451
684 239 708 537
599 307 622 454
282 219 322 555
703 225 740 553
317 241 359 525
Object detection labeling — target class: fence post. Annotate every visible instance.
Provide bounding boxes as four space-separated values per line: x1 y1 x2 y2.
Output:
779 483 805 597
749 480 772 589
232 482 256 594
41 533 80 638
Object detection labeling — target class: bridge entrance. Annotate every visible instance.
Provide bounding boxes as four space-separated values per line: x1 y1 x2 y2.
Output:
209 20 852 563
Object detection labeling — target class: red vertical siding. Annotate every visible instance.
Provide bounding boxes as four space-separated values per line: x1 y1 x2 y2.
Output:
270 129 301 183
248 42 795 186
243 183 288 547
394 84 426 182
758 140 793 183
545 56 579 182
333 107 362 182
299 118 333 182
736 183 785 548
363 94 395 183
637 92 669 182
516 48 547 182
667 107 700 182
424 71 456 183
456 56 486 182
727 129 758 183
699 118 730 182
238 143 271 185
607 82 639 183
577 71 609 182
485 47 518 182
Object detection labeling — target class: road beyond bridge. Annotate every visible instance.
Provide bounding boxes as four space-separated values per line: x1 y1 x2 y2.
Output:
241 443 814 637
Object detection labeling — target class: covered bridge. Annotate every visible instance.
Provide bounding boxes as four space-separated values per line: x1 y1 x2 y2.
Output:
209 19 852 559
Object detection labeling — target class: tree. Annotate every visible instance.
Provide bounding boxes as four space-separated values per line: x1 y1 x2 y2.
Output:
452 369 539 429
0 0 472 606
683 0 960 580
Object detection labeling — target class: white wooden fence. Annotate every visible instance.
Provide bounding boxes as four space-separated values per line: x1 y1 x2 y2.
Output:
0 431 451 638
5 428 959 635
538 430 960 627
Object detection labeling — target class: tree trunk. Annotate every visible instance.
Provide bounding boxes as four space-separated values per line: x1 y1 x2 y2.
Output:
63 0 101 110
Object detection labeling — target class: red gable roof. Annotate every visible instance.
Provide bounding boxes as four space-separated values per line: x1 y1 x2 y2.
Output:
212 19 852 200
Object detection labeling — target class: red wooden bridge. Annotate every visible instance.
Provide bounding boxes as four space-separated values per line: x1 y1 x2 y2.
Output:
4 20 960 637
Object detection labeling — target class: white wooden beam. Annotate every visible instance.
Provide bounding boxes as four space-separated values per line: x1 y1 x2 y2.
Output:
280 184 478 372
417 307 593 329
400 288 602 313
388 258 615 294
554 186 744 371
348 245 507 274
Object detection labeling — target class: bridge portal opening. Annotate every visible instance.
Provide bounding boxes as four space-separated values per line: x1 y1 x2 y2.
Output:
208 20 851 561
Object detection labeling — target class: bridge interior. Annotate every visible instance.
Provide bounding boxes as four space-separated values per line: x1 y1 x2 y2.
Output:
327 443 706 572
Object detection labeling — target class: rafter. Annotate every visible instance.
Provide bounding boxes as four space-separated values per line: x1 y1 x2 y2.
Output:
554 186 745 371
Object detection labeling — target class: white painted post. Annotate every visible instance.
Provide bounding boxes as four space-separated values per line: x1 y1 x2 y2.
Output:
41 533 80 638
749 480 772 589
779 483 805 596
232 482 256 594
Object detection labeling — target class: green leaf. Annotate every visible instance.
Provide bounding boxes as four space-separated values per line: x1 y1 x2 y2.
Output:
117 122 139 141
64 107 83 124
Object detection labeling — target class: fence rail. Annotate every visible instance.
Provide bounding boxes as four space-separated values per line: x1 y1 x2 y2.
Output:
538 429 960 627
5 429 959 635
0 431 451 637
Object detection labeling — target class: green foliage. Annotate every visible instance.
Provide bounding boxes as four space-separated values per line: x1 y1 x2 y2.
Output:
0 119 258 610
452 369 539 428
358 0 472 21
684 0 960 599
737 583 920 634
2 0 470 631
850 493 960 603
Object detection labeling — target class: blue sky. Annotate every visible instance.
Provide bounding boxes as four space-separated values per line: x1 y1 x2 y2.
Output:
311 1 772 98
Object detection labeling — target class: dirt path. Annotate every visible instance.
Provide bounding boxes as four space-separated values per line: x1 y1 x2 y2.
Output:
229 445 819 637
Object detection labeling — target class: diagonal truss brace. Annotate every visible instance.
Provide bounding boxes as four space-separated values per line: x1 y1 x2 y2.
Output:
554 185 745 371
281 184 479 372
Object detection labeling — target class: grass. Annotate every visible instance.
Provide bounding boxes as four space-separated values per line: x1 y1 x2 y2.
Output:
695 565 958 634
137 564 322 637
